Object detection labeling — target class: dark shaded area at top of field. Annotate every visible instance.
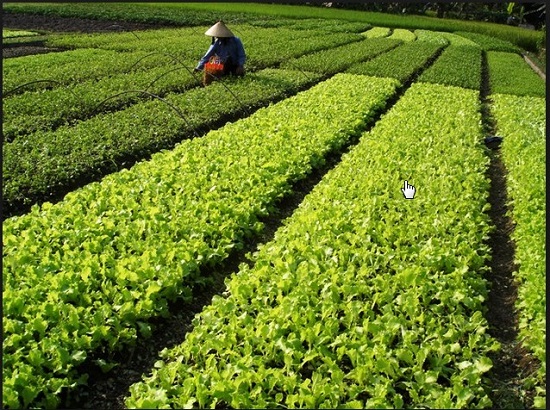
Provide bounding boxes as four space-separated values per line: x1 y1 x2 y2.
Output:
2 1 543 52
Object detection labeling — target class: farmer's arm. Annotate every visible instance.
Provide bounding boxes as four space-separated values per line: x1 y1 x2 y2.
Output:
196 43 217 70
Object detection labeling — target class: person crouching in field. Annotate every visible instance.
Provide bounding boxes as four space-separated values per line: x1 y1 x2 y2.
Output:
194 21 246 85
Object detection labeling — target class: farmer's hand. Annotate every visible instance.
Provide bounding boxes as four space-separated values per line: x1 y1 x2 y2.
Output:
235 65 245 76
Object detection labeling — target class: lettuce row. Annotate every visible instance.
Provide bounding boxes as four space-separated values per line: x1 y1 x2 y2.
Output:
2 49 177 95
3 29 41 38
491 94 546 409
281 37 401 75
418 45 482 90
414 29 450 46
245 31 362 69
437 31 481 47
126 83 498 409
486 51 545 97
347 40 443 83
2 74 399 409
387 28 416 42
44 22 363 51
362 26 391 38
454 31 521 53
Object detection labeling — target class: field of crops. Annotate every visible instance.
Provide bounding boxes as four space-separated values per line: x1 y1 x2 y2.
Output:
2 2 546 409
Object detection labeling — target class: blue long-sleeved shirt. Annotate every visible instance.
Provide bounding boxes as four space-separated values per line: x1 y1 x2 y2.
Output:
196 37 246 70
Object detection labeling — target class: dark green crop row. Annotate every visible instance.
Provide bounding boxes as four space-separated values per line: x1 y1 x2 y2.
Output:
455 31 521 53
2 69 323 217
2 2 262 28
347 41 444 84
284 18 371 33
281 37 401 75
486 51 545 97
491 93 546 409
44 25 211 51
418 45 482 90
3 60 198 141
126 82 498 409
3 31 360 140
2 73 400 409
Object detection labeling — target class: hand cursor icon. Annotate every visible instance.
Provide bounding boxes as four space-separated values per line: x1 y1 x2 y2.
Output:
402 180 416 199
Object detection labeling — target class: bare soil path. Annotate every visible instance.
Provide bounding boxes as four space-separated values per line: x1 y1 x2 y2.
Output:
2 10 174 58
480 51 539 409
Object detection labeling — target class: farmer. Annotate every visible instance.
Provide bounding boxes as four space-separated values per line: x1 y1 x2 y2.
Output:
194 21 246 77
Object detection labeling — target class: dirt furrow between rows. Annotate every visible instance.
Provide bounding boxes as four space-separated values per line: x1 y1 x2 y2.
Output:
479 50 537 409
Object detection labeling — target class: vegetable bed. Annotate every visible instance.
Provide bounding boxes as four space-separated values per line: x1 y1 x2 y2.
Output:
347 40 443 83
486 51 545 97
2 74 399 409
126 82 499 409
491 93 546 409
2 69 323 216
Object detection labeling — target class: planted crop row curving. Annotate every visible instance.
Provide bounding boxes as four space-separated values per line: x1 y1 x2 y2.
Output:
387 28 416 42
347 41 444 84
283 18 370 33
44 21 365 52
44 25 212 51
246 31 363 69
3 31 360 140
362 26 391 38
486 51 545 97
414 29 449 45
418 45 482 90
280 37 401 75
2 69 324 217
126 82 499 409
3 29 40 38
455 31 520 53
2 73 400 409
437 31 481 47
490 94 546 409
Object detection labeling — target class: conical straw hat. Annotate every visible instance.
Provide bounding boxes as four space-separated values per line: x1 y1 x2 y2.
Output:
205 21 234 37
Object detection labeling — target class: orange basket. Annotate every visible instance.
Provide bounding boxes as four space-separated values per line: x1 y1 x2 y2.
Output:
203 56 224 86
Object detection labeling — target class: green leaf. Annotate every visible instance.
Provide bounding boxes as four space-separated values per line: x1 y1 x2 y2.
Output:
473 357 492 373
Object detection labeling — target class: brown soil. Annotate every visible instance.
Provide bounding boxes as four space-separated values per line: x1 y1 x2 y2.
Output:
2 10 173 58
3 10 167 33
480 51 540 409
